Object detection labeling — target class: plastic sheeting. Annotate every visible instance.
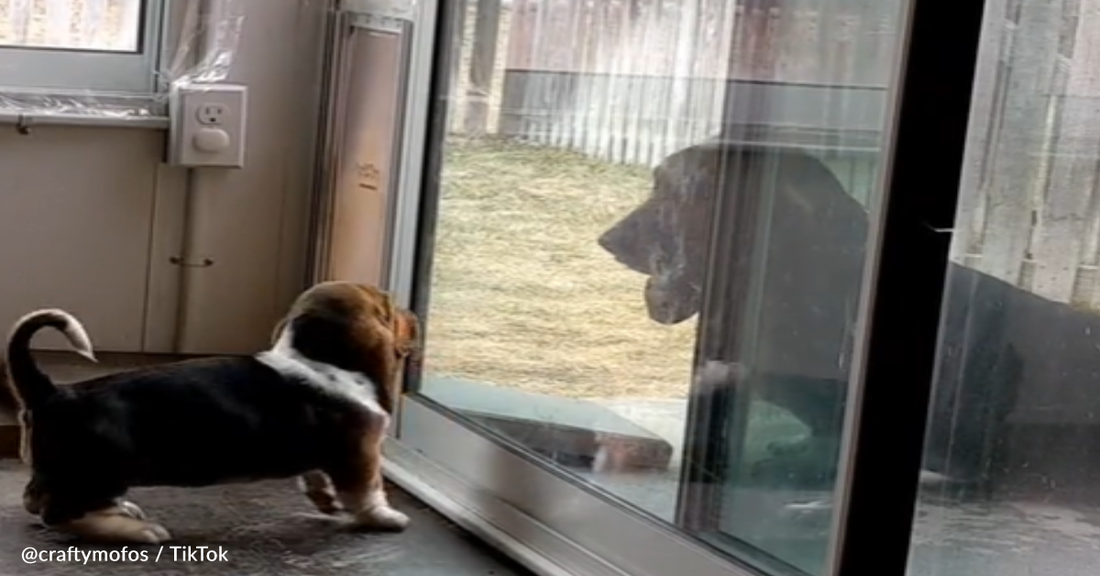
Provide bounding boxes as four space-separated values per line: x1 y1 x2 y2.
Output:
0 0 246 124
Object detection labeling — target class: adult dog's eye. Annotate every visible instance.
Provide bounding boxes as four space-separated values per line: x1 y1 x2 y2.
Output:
657 204 680 232
649 250 669 271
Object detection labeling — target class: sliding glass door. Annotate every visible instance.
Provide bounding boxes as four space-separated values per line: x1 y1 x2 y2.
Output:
379 0 982 574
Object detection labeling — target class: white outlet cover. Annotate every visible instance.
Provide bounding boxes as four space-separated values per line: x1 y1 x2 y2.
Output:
196 104 228 125
167 82 248 168
194 128 231 152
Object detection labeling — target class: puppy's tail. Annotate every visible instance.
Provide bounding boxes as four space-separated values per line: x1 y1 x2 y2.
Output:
5 309 97 410
0 358 16 418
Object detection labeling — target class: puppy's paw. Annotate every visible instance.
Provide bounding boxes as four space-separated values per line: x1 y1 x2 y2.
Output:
115 500 146 520
353 506 410 532
312 499 344 516
137 522 172 544
62 514 172 545
23 479 44 516
305 491 343 515
23 492 42 516
112 519 171 544
298 473 343 516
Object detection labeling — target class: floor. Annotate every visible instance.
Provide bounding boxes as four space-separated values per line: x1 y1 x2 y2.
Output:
9 355 1100 576
907 497 1100 576
0 461 532 576
0 354 532 576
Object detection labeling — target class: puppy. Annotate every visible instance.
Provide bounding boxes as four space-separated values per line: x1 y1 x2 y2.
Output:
5 281 418 544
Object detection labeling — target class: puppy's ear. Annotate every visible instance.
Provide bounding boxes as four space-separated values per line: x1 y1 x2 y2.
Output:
354 283 396 325
379 291 397 324
382 292 419 358
395 310 420 358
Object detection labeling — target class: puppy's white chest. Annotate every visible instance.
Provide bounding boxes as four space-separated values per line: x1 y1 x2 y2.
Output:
256 335 387 419
308 362 384 414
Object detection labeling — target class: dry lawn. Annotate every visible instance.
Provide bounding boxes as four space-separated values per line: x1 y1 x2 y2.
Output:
423 137 698 399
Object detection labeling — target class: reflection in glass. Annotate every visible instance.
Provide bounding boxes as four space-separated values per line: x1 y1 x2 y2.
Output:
0 0 143 52
908 1 1100 576
416 0 906 574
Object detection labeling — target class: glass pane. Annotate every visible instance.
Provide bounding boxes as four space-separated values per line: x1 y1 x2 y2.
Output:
908 1 1100 576
0 0 143 52
414 0 907 574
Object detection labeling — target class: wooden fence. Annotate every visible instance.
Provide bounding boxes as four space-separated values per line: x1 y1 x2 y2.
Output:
0 0 140 51
952 0 1100 309
450 0 1100 308
490 0 898 167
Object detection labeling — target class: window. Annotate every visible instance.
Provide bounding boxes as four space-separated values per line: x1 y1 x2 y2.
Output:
0 0 163 93
907 0 1100 575
393 0 922 574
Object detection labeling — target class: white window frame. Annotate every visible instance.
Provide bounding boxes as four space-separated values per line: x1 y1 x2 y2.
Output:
0 0 167 95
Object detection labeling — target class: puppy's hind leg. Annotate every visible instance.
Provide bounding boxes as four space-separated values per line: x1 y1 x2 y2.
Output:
43 495 171 544
327 422 409 532
56 507 171 544
298 470 343 515
23 476 44 516
28 478 146 521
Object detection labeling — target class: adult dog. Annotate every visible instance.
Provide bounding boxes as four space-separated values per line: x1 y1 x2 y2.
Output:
599 140 867 481
597 138 1022 493
4 281 418 544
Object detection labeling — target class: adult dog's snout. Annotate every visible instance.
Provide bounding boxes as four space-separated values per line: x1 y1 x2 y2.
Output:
596 226 618 255
598 213 654 275
598 214 636 255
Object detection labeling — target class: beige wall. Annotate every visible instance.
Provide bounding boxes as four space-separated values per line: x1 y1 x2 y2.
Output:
0 128 164 352
0 0 328 357
169 0 327 355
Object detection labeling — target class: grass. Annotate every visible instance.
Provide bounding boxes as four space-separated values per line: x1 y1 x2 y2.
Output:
420 137 819 485
423 137 698 399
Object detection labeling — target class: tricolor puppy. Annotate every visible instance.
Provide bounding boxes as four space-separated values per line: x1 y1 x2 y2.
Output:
4 281 418 544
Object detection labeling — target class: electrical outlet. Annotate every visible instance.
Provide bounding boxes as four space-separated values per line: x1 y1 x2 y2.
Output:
167 83 249 168
196 103 229 125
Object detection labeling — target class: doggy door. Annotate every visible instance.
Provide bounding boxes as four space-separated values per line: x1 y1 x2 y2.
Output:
311 5 413 286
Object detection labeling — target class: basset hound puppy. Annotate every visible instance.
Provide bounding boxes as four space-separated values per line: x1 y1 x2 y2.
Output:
4 281 418 544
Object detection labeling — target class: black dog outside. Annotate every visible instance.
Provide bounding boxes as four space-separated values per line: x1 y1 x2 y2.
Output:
593 138 1100 501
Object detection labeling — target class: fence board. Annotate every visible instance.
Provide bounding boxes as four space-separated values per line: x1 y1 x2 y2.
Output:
497 0 763 166
973 3 1062 287
1031 93 1089 303
953 0 1010 264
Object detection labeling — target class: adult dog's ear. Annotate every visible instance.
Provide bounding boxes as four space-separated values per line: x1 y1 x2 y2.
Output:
651 144 722 250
